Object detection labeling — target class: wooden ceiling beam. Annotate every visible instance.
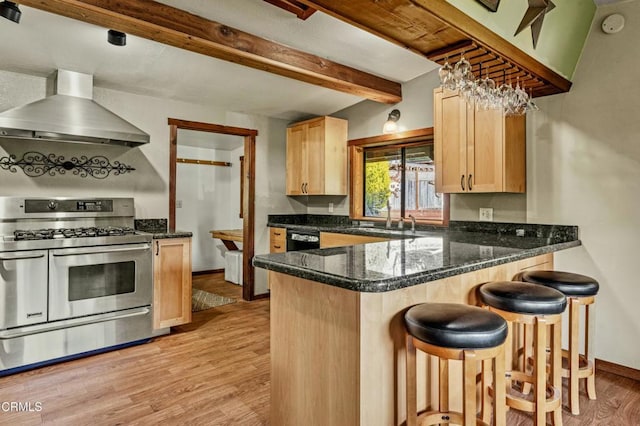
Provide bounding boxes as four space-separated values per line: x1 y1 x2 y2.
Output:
18 0 401 104
297 0 571 97
262 0 317 20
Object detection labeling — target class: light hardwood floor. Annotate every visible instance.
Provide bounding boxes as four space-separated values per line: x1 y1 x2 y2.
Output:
0 273 638 425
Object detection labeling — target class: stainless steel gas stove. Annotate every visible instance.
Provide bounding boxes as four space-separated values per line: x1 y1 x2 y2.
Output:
0 197 153 375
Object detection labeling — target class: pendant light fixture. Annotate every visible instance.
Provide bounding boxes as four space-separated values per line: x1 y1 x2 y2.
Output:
0 1 21 23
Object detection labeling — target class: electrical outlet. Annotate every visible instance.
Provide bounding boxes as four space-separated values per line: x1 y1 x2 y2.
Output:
328 202 334 213
479 207 493 222
479 246 494 257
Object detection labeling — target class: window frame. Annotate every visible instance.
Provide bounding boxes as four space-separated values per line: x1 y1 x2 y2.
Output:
348 127 449 226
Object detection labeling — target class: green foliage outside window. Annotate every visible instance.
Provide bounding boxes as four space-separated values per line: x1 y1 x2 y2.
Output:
365 160 391 216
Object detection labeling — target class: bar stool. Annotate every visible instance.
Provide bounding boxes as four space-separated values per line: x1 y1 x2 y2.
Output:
404 303 508 426
479 282 566 426
516 270 599 415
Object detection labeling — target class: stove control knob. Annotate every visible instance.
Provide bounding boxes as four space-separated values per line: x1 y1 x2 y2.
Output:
47 201 59 210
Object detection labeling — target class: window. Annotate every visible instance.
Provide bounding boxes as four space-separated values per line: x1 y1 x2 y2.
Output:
349 129 448 225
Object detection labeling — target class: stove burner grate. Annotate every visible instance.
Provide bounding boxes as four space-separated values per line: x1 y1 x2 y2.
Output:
13 227 136 241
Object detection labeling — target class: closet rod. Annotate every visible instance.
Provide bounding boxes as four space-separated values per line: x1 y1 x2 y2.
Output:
176 158 232 167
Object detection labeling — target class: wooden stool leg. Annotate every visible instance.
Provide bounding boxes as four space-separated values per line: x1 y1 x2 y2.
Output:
534 317 547 426
586 301 597 400
464 351 477 426
439 358 449 414
406 334 417 426
552 319 563 426
569 298 580 415
521 323 533 394
493 344 506 426
482 358 492 424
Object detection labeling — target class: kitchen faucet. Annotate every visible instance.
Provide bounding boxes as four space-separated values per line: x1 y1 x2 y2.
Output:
408 214 416 233
386 200 392 229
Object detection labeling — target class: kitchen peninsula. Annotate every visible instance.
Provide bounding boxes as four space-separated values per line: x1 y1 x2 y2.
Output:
253 222 580 426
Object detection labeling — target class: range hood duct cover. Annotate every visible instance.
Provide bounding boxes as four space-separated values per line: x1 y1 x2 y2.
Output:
0 70 150 147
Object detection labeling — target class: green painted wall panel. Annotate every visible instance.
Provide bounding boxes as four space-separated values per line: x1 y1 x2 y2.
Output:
447 0 596 80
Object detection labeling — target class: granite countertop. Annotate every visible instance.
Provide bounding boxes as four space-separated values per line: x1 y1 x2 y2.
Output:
134 219 192 239
147 231 193 239
254 221 581 293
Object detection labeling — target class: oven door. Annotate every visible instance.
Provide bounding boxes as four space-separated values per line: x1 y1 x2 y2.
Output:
48 243 152 321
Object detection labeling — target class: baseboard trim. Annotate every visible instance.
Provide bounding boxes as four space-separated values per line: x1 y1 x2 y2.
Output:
596 358 640 382
252 292 270 300
192 268 224 276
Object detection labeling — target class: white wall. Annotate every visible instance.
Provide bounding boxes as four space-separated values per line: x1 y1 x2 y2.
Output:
525 2 640 369
0 69 306 295
175 145 242 272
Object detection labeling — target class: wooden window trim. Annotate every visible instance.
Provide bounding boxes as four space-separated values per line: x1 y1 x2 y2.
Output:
348 127 449 226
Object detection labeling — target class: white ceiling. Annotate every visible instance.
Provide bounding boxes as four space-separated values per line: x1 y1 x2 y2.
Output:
0 0 438 121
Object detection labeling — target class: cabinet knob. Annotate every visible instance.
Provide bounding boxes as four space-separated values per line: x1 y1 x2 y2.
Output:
468 174 473 191
461 175 465 191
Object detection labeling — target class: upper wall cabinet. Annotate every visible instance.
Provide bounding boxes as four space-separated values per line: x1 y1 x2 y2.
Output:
434 88 526 194
286 116 348 196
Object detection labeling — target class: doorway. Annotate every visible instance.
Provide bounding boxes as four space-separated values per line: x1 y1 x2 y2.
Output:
168 118 259 301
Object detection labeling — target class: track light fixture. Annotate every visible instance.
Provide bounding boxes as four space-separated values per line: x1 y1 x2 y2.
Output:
107 29 127 46
0 1 21 23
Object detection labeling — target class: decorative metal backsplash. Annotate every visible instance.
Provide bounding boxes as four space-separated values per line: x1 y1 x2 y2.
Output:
0 151 135 179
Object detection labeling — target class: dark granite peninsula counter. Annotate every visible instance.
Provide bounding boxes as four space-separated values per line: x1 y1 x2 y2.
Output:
257 221 579 426
254 227 579 292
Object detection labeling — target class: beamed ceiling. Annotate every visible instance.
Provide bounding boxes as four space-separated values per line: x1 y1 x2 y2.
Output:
9 0 570 116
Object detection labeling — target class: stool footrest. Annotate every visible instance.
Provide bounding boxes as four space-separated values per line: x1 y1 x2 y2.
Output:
418 410 489 426
505 383 561 414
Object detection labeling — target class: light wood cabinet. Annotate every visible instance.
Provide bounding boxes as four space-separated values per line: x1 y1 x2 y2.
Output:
434 88 525 193
270 227 286 253
153 238 192 330
320 232 389 248
286 116 348 196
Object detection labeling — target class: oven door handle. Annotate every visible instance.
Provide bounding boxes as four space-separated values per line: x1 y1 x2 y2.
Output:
0 253 46 261
0 306 151 339
51 243 151 257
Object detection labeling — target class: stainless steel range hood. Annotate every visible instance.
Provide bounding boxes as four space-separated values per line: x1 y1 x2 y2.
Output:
0 70 150 147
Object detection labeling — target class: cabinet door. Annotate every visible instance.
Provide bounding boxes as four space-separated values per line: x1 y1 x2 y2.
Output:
286 124 307 195
469 107 504 192
435 89 468 193
305 119 325 195
153 238 192 329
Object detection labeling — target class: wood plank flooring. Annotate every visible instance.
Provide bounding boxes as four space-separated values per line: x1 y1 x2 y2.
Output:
0 273 638 425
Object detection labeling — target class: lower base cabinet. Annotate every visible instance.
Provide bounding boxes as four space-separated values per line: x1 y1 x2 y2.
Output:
320 232 389 248
153 237 192 330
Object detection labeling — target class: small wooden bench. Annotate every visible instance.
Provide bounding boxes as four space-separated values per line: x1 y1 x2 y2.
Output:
210 229 243 251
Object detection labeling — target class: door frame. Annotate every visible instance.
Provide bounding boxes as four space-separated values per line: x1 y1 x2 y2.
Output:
168 118 259 301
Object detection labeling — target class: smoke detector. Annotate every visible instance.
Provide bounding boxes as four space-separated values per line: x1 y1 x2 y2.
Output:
602 14 624 34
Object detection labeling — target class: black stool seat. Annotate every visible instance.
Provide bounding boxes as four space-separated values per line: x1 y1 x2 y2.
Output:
519 270 599 297
480 281 567 315
404 303 507 349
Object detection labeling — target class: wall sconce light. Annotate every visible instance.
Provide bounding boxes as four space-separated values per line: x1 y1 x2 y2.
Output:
108 29 127 46
382 109 401 134
0 1 21 23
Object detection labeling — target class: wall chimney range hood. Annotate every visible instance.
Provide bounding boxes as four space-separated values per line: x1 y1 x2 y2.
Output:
0 70 150 147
